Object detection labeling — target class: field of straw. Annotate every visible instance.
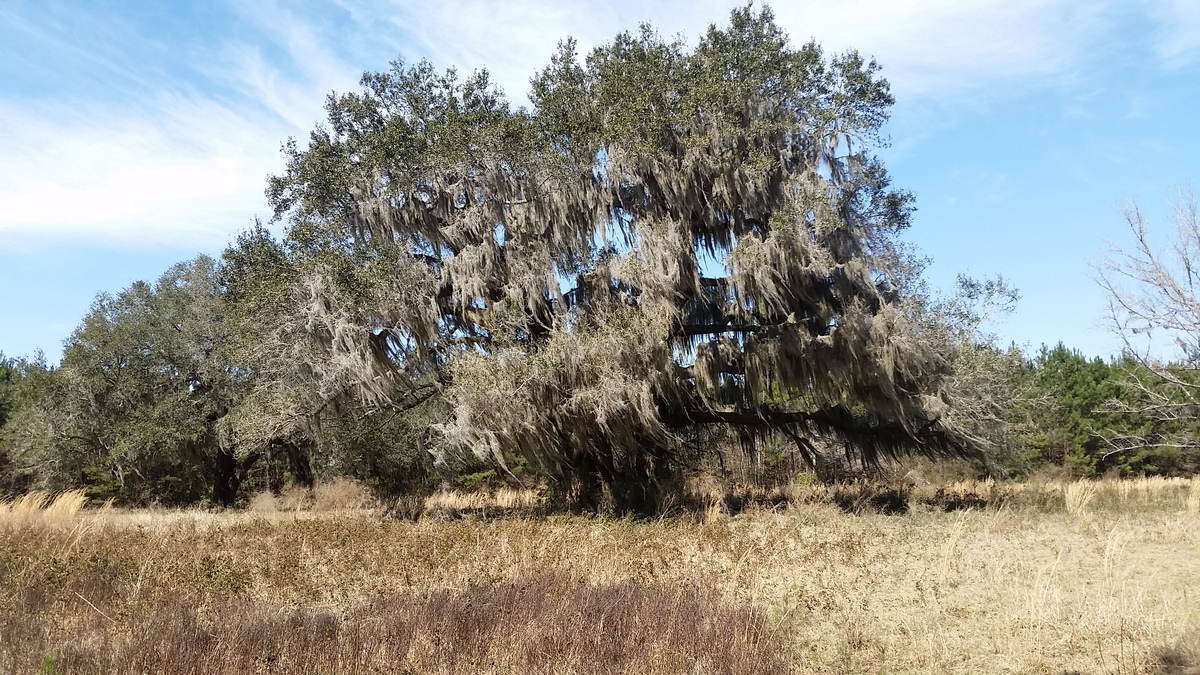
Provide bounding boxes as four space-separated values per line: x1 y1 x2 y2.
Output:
2 477 1200 674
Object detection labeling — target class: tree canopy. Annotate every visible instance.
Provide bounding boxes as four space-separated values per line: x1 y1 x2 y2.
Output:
263 5 976 512
1 258 243 503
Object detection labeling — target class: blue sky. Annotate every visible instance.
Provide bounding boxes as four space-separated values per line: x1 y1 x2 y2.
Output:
2 0 1198 362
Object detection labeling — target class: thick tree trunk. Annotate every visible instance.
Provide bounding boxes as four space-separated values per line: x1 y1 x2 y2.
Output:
273 440 314 488
565 453 605 514
211 447 261 507
590 437 675 518
212 448 238 506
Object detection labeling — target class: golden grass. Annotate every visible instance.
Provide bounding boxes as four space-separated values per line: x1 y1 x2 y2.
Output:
247 477 377 513
0 489 89 525
423 486 544 512
879 474 1199 514
4 478 1200 673
2 490 50 515
1064 479 1101 516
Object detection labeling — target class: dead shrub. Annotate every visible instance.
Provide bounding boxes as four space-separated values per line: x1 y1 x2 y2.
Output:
249 477 376 513
1153 630 1200 674
311 477 376 511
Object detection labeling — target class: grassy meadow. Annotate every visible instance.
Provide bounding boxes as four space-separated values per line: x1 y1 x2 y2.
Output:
2 477 1200 674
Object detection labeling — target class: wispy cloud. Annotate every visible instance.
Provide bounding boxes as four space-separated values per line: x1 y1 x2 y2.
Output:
331 0 627 105
341 0 1126 104
0 0 1189 251
771 0 1117 98
223 0 364 129
0 97 285 249
1145 0 1200 66
0 1 357 250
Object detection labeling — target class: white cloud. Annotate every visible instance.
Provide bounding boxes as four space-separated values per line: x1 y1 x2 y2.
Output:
0 0 1180 251
1146 0 1200 66
0 1 370 250
224 0 364 129
0 96 286 249
334 0 627 105
769 0 1116 97
337 0 1123 105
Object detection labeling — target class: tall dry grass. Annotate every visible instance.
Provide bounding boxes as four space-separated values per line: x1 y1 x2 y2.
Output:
423 487 544 513
769 474 1200 516
0 489 89 525
247 477 377 513
12 575 786 675
1064 479 1101 516
3 478 1200 673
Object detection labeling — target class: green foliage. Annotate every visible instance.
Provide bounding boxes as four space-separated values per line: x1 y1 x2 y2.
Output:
901 273 1200 479
1026 344 1116 473
1018 346 1198 476
0 352 40 496
0 353 17 430
315 397 447 497
1101 357 1200 475
3 227 459 507
262 4 976 515
2 258 244 504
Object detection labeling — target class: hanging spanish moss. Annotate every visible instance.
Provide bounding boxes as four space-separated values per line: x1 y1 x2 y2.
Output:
265 6 979 513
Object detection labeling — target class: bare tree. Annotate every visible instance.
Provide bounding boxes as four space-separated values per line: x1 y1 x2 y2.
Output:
1095 187 1200 463
912 275 1032 475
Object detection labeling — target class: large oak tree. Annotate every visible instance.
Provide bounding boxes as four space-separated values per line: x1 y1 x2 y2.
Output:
1 257 260 504
265 6 977 512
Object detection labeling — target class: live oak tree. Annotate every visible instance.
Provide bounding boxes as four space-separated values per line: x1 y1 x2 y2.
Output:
1 257 267 505
0 352 33 496
219 225 442 497
266 6 977 512
1 243 439 506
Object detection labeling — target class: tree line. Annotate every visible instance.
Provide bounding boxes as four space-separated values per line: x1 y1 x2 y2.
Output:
1 5 1196 512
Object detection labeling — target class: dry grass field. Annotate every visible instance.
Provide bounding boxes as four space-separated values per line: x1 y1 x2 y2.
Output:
2 477 1200 674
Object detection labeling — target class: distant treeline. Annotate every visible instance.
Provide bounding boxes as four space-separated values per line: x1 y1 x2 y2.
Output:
3 5 1198 512
1 317 1196 508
